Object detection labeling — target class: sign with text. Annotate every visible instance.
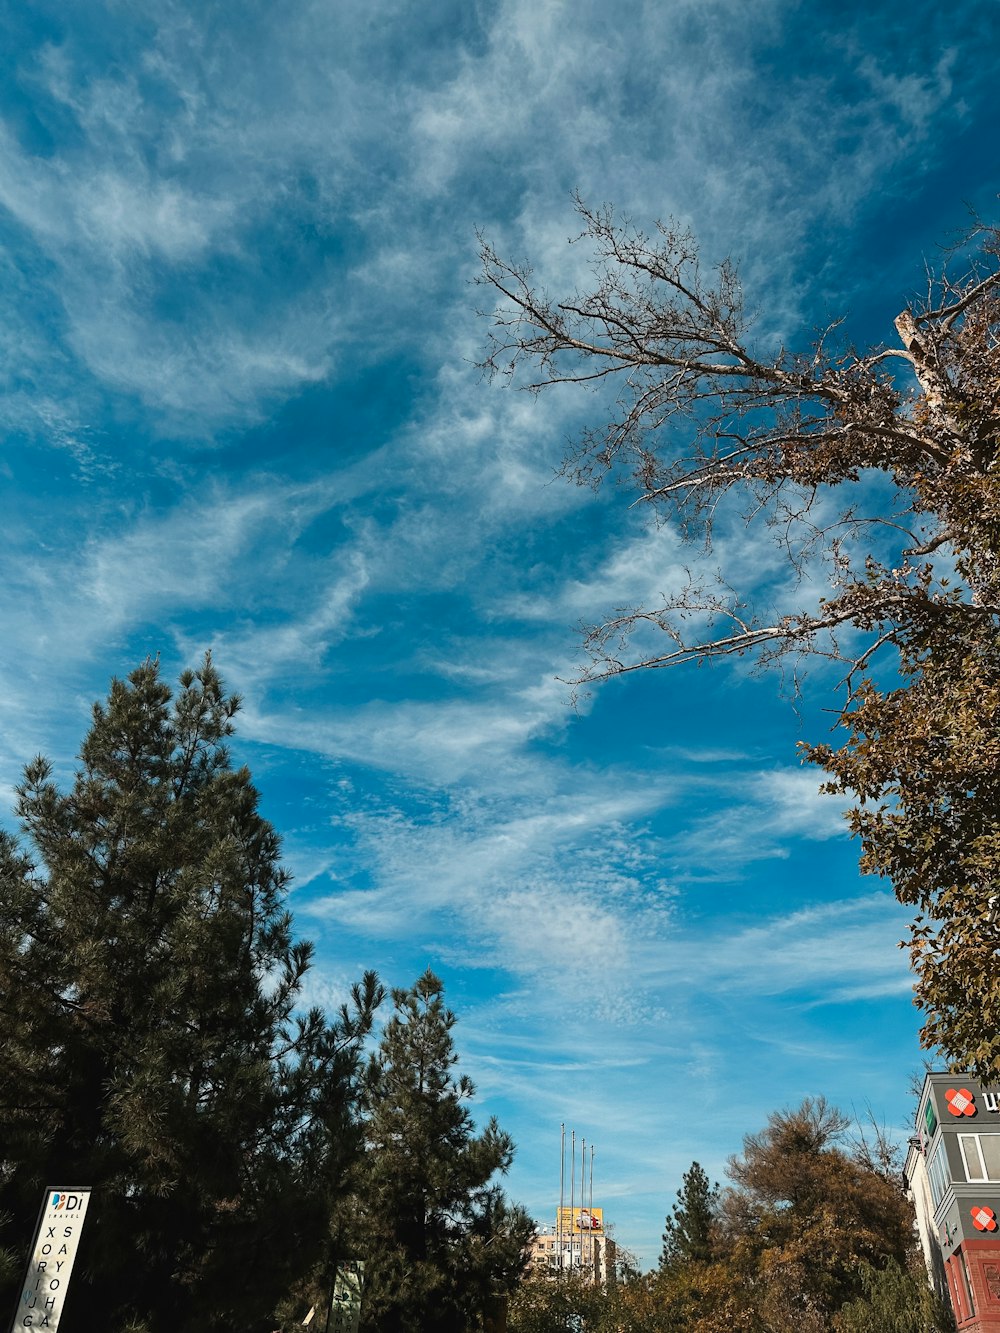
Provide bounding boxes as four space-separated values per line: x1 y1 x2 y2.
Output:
328 1261 364 1333
10 1188 91 1331
556 1206 604 1234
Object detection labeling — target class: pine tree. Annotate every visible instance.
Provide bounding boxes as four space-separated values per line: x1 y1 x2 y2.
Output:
659 1162 717 1272
0 657 381 1333
355 969 533 1333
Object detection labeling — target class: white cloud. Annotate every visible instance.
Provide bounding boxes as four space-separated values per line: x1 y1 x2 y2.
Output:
0 0 979 1269
300 777 677 1020
658 895 912 1000
0 0 980 439
660 767 848 877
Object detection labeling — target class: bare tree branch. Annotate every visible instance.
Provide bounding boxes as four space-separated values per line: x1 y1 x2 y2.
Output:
479 201 1000 1078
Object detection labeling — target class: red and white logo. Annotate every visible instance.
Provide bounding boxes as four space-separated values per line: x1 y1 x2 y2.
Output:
946 1087 977 1117
972 1206 998 1232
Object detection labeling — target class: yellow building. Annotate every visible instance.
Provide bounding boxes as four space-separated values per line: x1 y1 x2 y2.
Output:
529 1207 616 1284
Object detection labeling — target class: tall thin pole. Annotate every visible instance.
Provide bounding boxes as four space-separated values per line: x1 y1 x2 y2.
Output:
570 1130 576 1273
589 1144 596 1283
558 1123 565 1276
580 1138 587 1275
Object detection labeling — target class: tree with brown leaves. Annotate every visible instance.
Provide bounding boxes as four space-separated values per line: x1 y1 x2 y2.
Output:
479 200 1000 1077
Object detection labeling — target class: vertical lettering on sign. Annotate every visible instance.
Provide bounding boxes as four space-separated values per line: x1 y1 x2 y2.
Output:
11 1187 91 1332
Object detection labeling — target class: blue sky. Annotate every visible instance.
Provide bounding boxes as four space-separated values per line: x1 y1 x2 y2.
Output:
1 0 998 1266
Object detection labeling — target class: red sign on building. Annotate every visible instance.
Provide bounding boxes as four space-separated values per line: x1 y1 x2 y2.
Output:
948 1088 979 1117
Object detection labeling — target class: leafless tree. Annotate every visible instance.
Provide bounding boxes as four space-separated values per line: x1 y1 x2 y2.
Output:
478 199 1000 691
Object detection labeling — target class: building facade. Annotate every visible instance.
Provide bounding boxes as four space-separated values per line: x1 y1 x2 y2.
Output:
529 1207 616 1284
907 1074 1000 1332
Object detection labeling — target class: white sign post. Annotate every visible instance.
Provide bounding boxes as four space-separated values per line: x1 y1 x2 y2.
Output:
326 1261 364 1333
9 1187 92 1332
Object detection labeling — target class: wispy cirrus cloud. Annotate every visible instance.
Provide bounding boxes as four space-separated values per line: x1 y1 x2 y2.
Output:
656 896 912 1001
0 0 989 1269
0 0 985 440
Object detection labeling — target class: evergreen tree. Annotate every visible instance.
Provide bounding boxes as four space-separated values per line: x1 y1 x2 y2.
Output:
0 657 381 1333
659 1161 717 1273
355 969 533 1333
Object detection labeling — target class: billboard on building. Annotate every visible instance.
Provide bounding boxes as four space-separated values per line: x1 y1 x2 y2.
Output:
557 1206 604 1234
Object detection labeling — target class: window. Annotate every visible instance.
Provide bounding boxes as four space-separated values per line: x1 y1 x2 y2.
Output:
959 1248 977 1316
928 1142 952 1206
925 1098 939 1136
961 1135 987 1181
959 1133 1000 1182
982 1135 1000 1178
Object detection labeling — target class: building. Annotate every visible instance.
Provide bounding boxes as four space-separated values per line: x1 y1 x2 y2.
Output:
906 1073 1000 1332
529 1206 616 1284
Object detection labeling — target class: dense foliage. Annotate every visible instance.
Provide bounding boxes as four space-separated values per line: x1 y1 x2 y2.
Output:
354 969 534 1333
480 206 1000 1077
835 1261 954 1333
0 660 528 1333
711 1098 916 1330
510 1099 941 1333
0 658 382 1331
